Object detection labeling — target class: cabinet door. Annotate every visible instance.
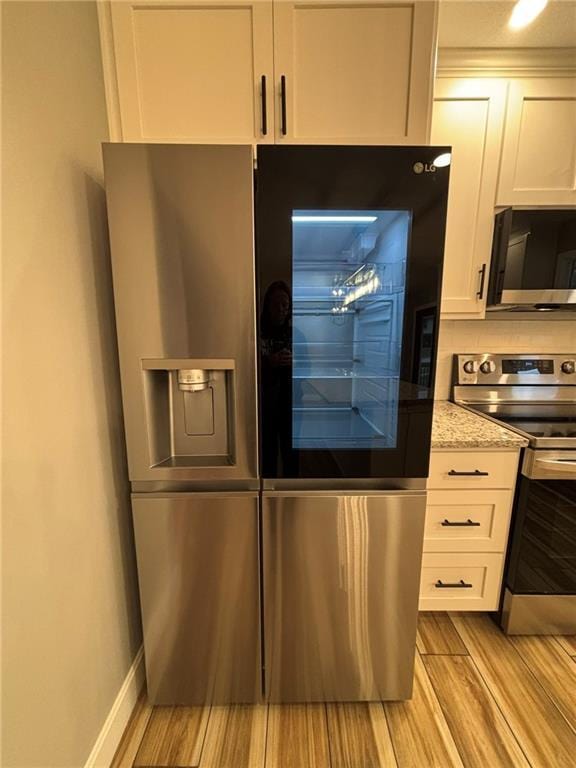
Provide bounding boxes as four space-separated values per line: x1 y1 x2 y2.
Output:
432 79 507 318
498 78 576 206
132 492 261 704
109 0 274 142
272 0 437 144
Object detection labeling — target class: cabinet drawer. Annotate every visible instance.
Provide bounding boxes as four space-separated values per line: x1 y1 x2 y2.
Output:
419 553 504 611
428 451 518 490
424 490 513 552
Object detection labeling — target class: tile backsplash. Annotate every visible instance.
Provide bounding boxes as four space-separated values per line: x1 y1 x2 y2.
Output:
434 319 576 399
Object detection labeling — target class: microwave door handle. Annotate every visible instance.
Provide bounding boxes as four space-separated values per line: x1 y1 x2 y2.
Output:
491 207 513 304
534 458 576 475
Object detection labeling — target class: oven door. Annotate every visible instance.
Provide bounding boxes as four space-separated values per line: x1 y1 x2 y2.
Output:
506 450 576 595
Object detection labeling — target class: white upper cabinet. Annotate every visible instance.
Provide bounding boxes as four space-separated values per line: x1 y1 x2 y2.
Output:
108 0 275 143
432 79 507 318
497 77 576 205
101 0 437 144
272 1 437 144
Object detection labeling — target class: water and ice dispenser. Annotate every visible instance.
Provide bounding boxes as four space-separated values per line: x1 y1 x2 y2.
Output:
142 359 236 468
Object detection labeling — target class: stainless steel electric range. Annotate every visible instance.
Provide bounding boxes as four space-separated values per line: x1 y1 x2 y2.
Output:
452 353 576 634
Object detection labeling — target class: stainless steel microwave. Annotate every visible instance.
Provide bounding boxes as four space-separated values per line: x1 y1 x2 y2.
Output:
487 208 576 310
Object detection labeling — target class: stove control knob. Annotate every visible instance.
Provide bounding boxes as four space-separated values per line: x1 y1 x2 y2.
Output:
561 360 575 375
479 360 496 374
463 360 478 374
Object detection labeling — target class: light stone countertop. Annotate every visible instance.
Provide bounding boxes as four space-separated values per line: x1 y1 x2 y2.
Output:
431 401 529 450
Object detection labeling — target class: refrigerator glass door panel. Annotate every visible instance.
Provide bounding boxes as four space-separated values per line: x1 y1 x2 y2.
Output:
256 146 449 478
262 490 426 702
103 144 258 482
291 209 408 451
132 493 261 704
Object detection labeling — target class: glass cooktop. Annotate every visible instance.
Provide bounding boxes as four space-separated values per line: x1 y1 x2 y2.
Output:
469 403 576 447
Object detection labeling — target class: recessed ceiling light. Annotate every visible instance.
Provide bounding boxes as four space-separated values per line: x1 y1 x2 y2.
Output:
292 215 377 223
509 0 548 30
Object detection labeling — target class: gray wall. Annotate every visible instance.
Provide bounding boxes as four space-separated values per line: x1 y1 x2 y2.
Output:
2 2 142 765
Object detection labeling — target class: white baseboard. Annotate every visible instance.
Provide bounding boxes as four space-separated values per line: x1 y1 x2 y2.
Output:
84 646 145 768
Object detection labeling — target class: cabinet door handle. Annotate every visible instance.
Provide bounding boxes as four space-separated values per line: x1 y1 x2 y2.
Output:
477 263 487 299
280 75 287 136
260 75 267 136
441 518 481 527
435 579 473 589
448 469 489 477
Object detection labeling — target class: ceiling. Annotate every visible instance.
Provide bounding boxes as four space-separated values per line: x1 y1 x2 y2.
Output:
438 0 576 48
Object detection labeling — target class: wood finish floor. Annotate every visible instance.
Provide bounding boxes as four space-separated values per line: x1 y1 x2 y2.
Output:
112 613 576 768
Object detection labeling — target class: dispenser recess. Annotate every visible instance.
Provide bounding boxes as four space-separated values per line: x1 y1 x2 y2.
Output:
142 359 236 469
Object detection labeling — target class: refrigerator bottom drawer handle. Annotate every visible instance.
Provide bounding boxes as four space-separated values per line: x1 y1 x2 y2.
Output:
435 579 473 589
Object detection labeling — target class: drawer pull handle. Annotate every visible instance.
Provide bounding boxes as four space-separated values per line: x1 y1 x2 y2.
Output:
435 579 473 589
448 469 489 477
441 518 481 527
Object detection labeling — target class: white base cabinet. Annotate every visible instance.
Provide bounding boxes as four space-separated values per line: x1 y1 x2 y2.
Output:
420 449 520 611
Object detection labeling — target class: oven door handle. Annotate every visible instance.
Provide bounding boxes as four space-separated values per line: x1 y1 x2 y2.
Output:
534 458 576 474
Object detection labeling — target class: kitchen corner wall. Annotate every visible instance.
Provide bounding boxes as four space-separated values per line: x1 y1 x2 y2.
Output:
2 3 141 767
435 318 576 399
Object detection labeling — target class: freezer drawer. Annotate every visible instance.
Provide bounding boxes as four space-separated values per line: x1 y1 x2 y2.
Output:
262 490 426 702
132 492 260 705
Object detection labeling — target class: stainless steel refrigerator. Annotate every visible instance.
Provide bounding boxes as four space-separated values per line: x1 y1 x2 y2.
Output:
103 143 450 705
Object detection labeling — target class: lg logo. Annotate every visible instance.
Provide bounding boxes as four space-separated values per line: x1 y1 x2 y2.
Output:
413 162 436 174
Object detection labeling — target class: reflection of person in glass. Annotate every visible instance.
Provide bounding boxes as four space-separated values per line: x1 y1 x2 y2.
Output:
260 281 296 475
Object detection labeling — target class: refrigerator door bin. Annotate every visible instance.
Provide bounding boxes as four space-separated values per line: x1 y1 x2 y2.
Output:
262 489 426 702
132 492 261 705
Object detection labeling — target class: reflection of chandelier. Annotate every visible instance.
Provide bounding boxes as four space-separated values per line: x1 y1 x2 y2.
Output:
331 264 381 313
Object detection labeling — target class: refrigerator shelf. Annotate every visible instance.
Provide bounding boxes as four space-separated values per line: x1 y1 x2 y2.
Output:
292 367 399 379
293 407 394 445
